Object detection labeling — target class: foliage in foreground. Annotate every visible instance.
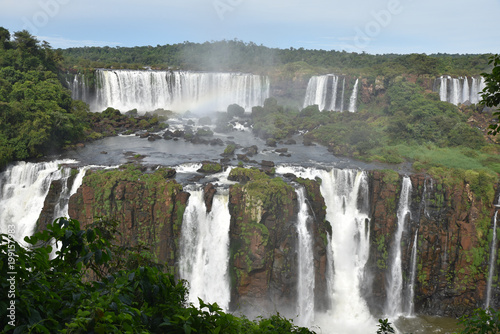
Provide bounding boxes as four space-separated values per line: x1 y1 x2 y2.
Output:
457 308 500 334
0 218 313 333
481 54 500 136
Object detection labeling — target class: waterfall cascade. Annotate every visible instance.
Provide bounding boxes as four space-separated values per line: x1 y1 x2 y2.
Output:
179 189 231 310
70 69 270 113
296 187 316 327
303 74 358 112
407 230 418 316
0 161 84 244
435 75 485 105
348 79 359 112
385 176 412 317
276 166 375 333
486 207 499 309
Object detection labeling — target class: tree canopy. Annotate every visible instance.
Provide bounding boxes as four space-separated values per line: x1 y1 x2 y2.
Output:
481 54 500 135
0 28 87 169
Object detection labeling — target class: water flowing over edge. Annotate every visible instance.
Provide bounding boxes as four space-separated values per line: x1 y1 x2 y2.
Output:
70 69 270 113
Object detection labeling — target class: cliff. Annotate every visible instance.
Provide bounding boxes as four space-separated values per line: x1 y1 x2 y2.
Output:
67 164 189 272
53 165 499 317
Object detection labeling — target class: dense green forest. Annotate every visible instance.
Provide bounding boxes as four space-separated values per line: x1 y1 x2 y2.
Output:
60 39 492 77
0 28 89 168
0 28 163 169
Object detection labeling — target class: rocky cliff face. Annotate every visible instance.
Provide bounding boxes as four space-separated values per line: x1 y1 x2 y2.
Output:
365 171 498 317
226 168 330 316
67 165 189 272
50 165 499 317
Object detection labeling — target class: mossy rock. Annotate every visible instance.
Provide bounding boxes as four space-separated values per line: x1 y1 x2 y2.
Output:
197 162 223 174
222 144 236 156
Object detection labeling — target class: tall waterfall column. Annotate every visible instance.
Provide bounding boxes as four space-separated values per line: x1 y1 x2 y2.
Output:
179 189 232 310
296 187 315 327
385 176 412 317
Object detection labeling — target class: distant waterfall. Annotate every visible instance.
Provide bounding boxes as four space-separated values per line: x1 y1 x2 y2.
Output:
303 74 358 112
296 187 315 327
348 79 359 112
407 230 418 316
385 176 412 317
486 209 499 309
179 189 231 310
435 75 485 105
0 161 78 244
72 69 270 113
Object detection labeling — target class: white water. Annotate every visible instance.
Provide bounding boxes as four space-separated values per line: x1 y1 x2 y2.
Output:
276 166 375 333
179 189 231 310
348 79 359 112
0 161 78 244
52 166 89 219
296 187 315 327
407 230 418 316
303 74 357 112
385 176 412 317
77 69 270 113
485 209 499 308
436 75 485 105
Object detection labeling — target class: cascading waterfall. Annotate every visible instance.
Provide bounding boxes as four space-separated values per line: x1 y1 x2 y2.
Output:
323 169 373 331
276 166 374 333
485 206 499 309
179 189 231 310
296 187 315 327
407 230 418 316
385 176 412 317
52 166 89 220
348 79 359 112
303 75 357 112
0 160 78 244
76 69 270 113
435 75 485 105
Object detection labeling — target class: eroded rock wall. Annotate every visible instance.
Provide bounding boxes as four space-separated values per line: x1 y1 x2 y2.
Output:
68 165 188 272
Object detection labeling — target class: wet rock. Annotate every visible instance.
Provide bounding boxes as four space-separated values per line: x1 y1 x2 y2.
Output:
261 160 275 168
203 183 217 213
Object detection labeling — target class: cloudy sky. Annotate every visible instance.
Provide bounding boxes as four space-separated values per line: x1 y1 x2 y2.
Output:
1 0 499 54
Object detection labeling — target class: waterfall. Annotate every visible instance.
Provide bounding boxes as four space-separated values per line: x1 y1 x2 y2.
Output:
439 75 449 102
296 187 315 327
52 166 88 220
462 77 470 104
303 75 357 112
385 176 412 317
324 169 373 330
179 189 231 310
78 69 270 113
330 75 339 112
485 209 499 309
436 75 484 105
276 166 375 332
348 79 359 112
407 230 418 316
0 161 78 245
450 77 461 105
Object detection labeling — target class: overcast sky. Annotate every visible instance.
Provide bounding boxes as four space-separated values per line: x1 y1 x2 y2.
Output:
1 0 499 54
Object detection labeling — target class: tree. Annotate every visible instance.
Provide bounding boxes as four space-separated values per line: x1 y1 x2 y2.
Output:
481 54 500 135
0 218 315 333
